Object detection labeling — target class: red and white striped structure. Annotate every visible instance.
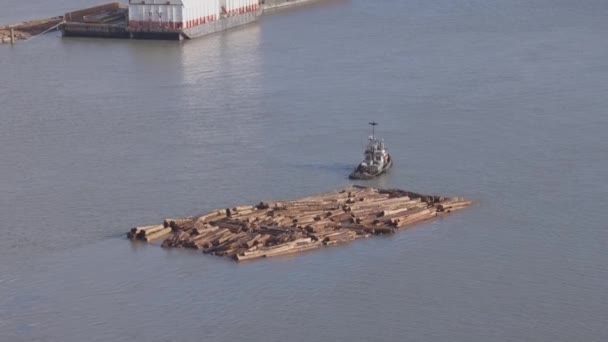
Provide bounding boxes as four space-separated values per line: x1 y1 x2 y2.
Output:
221 0 259 17
128 0 259 31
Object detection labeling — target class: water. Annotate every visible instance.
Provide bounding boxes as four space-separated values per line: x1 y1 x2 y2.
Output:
1 0 607 341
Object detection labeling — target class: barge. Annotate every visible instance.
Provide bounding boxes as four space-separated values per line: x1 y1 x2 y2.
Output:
58 0 273 40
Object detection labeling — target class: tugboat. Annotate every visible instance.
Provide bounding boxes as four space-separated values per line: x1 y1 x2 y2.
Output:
349 122 393 180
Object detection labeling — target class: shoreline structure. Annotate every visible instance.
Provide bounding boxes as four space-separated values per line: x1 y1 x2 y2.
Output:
1 0 326 44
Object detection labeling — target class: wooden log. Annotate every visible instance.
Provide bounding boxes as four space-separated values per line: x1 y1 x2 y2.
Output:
323 231 358 245
207 232 248 255
194 210 225 223
269 216 292 226
303 220 332 232
349 197 419 211
244 233 262 248
200 231 233 253
287 205 341 212
436 199 472 212
217 230 237 244
234 251 263 261
174 230 191 242
257 234 272 246
278 210 316 219
232 205 255 212
379 207 409 217
293 214 323 226
196 228 229 244
372 226 396 235
256 201 270 209
395 212 436 228
341 224 371 232
164 217 193 228
311 228 345 241
324 209 344 218
238 238 317 260
262 241 322 259
165 230 191 247
328 212 354 223
192 223 219 235
293 191 351 202
381 205 428 222
391 208 437 228
350 207 384 218
269 202 287 210
191 226 220 241
173 220 195 232
281 200 337 207
347 194 391 205
203 239 233 254
192 230 223 249
323 230 356 241
230 233 255 253
378 189 429 200
214 221 243 233
136 224 167 240
145 227 172 242
128 224 161 239
258 217 277 225
127 228 141 240
282 205 341 212
259 226 296 236
233 210 256 217
233 210 268 222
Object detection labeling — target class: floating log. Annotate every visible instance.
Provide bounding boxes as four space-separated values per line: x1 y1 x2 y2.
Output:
127 224 166 240
144 227 172 242
195 210 224 223
127 186 471 262
136 224 166 240
127 225 148 240
164 217 194 231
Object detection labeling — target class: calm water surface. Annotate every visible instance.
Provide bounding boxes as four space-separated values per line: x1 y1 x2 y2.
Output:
1 0 607 341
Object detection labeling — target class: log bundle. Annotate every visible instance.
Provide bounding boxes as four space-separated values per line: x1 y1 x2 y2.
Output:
126 186 471 261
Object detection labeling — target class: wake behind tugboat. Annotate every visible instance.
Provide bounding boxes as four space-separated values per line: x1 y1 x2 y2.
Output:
349 122 393 180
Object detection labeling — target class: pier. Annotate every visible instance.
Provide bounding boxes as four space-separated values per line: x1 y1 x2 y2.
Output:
127 186 472 262
1 0 324 44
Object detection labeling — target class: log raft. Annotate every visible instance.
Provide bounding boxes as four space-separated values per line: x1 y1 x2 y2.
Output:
126 186 471 261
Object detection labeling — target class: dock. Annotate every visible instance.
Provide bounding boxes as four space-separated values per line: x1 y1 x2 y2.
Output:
1 0 326 44
127 186 472 262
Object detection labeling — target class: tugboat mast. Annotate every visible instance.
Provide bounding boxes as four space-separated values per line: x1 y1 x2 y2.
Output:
369 121 378 140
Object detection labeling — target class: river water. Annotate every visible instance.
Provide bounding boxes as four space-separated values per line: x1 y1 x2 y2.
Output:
1 0 607 341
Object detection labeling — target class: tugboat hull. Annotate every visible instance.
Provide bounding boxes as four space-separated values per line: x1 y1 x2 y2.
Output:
349 158 393 180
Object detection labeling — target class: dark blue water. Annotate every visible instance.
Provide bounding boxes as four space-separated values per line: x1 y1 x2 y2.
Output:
1 1 607 341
